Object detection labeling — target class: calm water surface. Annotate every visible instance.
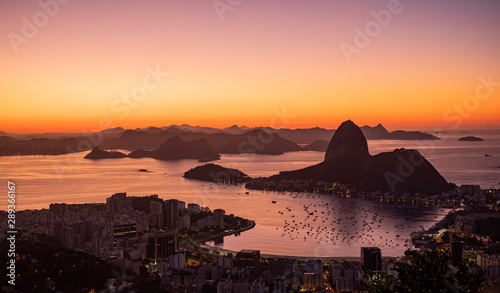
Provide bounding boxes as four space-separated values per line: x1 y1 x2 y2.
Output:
1 130 498 257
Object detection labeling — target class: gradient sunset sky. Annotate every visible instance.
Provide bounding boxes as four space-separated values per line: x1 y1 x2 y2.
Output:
1 0 499 133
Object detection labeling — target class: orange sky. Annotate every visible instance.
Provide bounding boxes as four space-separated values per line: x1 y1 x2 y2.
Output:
1 0 500 133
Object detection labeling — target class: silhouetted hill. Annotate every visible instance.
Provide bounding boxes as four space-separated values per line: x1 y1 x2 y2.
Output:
303 140 329 151
213 129 301 154
127 148 151 158
0 136 98 156
184 163 252 183
128 136 220 162
176 124 219 134
458 136 484 141
325 120 370 162
386 130 439 140
104 127 300 155
100 127 124 137
360 124 390 139
360 125 438 140
222 125 251 135
84 147 127 159
0 124 440 157
143 126 164 134
261 127 334 144
247 120 453 195
0 135 17 143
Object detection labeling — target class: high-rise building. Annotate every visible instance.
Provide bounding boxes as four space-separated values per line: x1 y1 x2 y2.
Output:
163 199 179 230
460 185 480 195
149 201 163 229
235 250 261 274
113 223 137 238
106 193 132 214
361 247 381 271
214 209 225 228
73 220 92 243
250 279 268 293
49 203 68 217
219 254 234 270
62 226 74 249
147 230 177 262
330 259 342 282
217 278 232 293
450 241 463 267
303 272 323 290
273 276 288 293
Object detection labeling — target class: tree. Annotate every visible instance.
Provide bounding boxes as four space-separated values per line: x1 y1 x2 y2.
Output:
455 260 485 293
394 248 451 292
359 267 395 293
394 248 485 293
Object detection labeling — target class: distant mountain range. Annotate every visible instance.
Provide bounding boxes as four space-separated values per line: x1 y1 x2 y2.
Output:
0 123 439 157
85 136 221 162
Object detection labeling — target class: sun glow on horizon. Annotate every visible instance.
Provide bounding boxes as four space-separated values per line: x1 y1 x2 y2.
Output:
1 0 499 134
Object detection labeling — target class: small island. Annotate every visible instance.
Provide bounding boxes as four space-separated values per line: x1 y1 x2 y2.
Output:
303 139 329 151
458 136 484 141
184 163 252 183
128 136 221 162
84 147 127 159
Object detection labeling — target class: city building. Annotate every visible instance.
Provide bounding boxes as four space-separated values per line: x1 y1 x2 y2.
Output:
147 229 178 262
164 199 179 230
235 250 261 274
450 241 463 267
149 201 163 229
460 185 480 195
361 247 382 271
214 209 225 228
106 193 132 215
113 223 137 238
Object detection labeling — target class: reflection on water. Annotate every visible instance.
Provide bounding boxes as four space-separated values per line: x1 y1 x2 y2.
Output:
204 190 448 257
0 130 498 257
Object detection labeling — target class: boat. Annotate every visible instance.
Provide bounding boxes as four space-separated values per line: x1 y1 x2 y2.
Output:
485 154 492 157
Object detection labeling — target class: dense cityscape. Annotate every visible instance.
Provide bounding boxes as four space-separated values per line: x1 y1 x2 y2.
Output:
1 183 500 292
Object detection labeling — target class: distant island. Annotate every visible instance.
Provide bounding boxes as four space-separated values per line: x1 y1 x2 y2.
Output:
246 120 455 195
128 135 220 162
84 136 221 162
359 124 439 140
84 147 127 159
184 163 252 183
303 140 329 151
458 136 484 141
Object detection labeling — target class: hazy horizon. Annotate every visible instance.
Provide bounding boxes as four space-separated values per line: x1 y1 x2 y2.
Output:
1 0 500 133
2 122 500 136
